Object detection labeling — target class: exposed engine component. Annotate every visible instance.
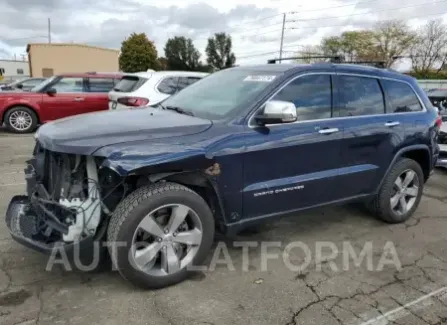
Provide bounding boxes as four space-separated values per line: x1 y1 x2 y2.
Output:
61 156 101 242
25 143 127 244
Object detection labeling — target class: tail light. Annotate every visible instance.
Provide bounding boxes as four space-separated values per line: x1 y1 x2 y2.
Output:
117 97 149 107
436 115 443 129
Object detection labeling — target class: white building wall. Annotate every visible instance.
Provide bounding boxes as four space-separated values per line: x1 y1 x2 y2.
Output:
417 79 447 91
0 60 30 82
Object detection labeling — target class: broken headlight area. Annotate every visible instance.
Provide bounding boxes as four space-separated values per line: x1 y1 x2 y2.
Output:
6 144 127 252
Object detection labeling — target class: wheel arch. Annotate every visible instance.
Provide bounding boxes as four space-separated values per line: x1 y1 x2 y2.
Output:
2 104 40 124
129 169 227 232
377 145 432 192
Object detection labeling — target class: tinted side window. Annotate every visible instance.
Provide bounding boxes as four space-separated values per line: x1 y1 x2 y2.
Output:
52 77 84 93
383 80 423 113
272 74 332 121
157 77 178 95
338 76 385 116
88 78 115 92
178 77 201 91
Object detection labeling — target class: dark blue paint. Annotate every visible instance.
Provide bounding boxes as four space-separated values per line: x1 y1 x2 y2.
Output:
34 63 440 234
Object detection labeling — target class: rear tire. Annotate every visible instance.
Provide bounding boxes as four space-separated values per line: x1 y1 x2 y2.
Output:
107 182 215 289
368 158 424 223
5 106 38 133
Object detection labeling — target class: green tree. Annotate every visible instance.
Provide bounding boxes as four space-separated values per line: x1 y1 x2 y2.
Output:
373 20 416 67
157 57 168 70
411 19 447 74
205 33 236 70
320 36 342 57
295 45 324 63
119 33 158 72
321 31 377 61
164 36 201 70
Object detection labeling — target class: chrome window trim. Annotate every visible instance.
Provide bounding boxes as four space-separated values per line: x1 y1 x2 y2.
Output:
247 71 427 129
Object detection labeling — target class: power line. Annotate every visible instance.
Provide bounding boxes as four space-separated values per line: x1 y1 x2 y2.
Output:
227 13 285 29
287 0 378 14
238 51 279 59
284 10 447 33
237 10 447 61
1 36 48 42
191 1 381 42
287 0 447 23
211 2 447 43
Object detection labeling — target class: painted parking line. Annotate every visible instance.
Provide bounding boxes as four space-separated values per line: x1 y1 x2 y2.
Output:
1 171 23 175
0 182 26 187
359 286 447 325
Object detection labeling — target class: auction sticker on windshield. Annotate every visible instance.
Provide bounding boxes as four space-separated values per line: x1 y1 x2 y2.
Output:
243 75 276 82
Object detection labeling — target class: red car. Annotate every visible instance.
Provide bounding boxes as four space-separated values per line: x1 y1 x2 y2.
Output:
0 72 123 133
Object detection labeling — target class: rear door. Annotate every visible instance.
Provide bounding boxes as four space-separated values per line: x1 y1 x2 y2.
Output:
242 73 345 219
335 74 405 199
84 77 116 113
40 76 86 121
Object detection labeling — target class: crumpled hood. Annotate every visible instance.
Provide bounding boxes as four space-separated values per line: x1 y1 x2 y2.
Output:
35 108 212 155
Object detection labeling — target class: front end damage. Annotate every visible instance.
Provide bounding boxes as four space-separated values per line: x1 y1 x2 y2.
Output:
5 141 126 254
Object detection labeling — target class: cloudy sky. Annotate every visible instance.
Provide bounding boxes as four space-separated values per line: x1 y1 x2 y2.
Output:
1 0 447 68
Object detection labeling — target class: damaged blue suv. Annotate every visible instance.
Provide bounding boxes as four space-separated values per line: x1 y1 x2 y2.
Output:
6 63 442 289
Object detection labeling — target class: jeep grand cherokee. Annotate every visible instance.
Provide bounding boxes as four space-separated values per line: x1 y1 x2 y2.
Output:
5 63 442 289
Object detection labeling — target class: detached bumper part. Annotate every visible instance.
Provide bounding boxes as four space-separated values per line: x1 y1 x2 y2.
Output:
5 195 95 255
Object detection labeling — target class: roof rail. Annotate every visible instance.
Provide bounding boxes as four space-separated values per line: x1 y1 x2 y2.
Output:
267 55 343 64
267 56 387 68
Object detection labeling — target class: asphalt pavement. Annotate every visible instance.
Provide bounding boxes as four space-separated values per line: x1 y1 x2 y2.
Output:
0 129 446 325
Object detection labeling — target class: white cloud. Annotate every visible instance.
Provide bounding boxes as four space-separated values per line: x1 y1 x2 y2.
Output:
1 0 447 69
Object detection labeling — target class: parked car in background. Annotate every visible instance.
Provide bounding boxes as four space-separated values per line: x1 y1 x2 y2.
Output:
426 88 447 122
0 77 47 92
108 71 208 110
0 72 122 133
438 123 447 168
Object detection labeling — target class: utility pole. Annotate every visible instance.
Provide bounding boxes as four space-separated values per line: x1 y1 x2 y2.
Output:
48 18 51 44
279 13 286 63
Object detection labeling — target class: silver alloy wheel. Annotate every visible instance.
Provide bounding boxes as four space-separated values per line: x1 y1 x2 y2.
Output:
131 204 203 276
390 169 420 215
9 110 32 131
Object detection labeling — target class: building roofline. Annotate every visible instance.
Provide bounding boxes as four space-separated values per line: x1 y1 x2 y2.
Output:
26 43 120 53
0 59 29 63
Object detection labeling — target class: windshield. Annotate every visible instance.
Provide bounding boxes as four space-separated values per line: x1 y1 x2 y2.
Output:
6 79 26 87
160 68 282 120
31 76 57 92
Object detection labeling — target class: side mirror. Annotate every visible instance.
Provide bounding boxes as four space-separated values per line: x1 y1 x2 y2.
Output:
254 100 297 125
16 84 23 89
46 88 56 95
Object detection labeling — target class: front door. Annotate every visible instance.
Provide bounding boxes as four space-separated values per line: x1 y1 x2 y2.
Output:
40 76 86 121
242 73 345 220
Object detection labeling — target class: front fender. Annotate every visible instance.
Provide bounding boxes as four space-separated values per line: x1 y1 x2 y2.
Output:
98 145 216 177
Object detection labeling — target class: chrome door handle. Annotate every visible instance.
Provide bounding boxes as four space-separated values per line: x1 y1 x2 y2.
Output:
318 128 339 134
73 97 85 101
385 121 400 127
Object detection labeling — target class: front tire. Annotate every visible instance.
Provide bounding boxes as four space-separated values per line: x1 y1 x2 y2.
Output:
107 182 215 289
368 158 424 223
5 106 38 133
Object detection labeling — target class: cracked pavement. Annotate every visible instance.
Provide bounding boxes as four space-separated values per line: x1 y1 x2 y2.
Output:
0 130 446 325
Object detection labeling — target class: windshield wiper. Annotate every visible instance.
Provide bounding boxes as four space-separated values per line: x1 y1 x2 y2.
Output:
165 106 194 116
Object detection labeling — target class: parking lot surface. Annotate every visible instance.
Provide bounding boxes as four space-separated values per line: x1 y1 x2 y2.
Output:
0 129 446 325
